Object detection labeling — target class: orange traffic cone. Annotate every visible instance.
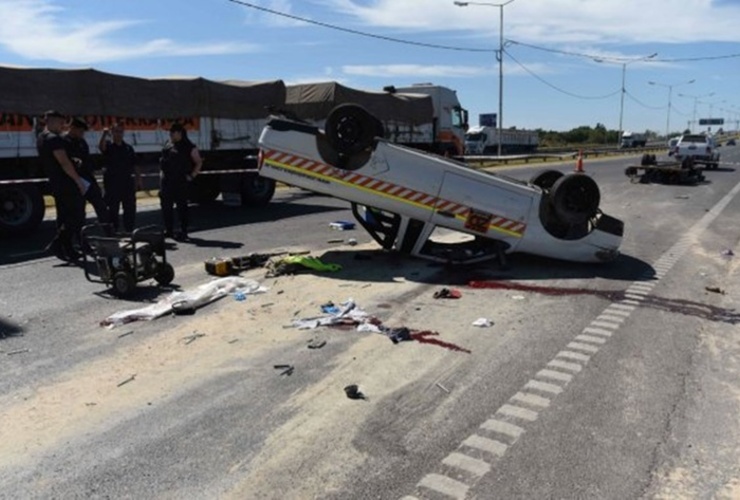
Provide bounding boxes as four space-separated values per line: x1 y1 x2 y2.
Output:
574 149 584 173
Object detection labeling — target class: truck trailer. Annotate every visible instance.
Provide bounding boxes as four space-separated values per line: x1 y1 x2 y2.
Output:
0 66 285 236
464 125 539 155
284 82 469 157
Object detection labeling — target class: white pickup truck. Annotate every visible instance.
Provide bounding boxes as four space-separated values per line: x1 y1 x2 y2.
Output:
257 104 623 265
674 134 720 169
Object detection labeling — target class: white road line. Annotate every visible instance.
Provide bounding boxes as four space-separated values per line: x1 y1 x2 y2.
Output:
480 419 526 438
511 392 551 408
567 341 600 353
624 294 646 301
590 320 621 329
400 496 420 500
583 327 614 337
498 404 539 422
574 334 607 345
625 289 649 296
557 351 591 363
610 303 636 312
548 359 583 373
597 314 625 323
524 379 564 395
418 473 469 499
442 452 491 477
630 283 654 290
536 369 573 383
462 435 508 457
603 308 632 317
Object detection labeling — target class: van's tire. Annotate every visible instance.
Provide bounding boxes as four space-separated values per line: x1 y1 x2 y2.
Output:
325 104 379 156
0 183 46 235
530 170 564 191
241 176 275 207
549 174 601 225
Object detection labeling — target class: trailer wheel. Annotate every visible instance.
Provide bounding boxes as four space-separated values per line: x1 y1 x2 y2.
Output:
325 104 379 156
0 183 46 235
530 170 564 191
155 262 175 286
112 271 136 297
549 174 600 225
241 175 275 207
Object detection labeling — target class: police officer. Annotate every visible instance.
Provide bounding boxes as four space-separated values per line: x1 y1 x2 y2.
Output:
38 110 87 261
64 117 108 223
159 123 202 241
99 123 140 233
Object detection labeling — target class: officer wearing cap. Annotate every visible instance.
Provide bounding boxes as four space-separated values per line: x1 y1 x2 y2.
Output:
99 122 140 233
38 110 87 261
158 122 202 240
64 117 108 223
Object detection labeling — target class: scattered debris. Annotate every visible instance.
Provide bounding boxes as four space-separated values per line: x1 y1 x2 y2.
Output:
675 195 690 200
511 295 525 301
261 303 275 308
274 364 294 376
472 318 494 328
117 330 134 339
307 339 326 349
721 249 735 257
344 384 366 400
387 327 412 344
436 382 450 393
205 252 284 277
183 332 206 345
321 302 341 314
433 288 462 299
117 374 136 387
293 299 368 330
266 255 342 277
277 290 284 295
234 290 247 301
705 286 726 295
327 239 344 244
6 348 30 356
101 277 267 328
85 402 97 407
330 221 355 231
228 339 240 344
347 238 358 246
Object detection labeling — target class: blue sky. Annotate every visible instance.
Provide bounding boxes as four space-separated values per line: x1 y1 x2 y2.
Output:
1 0 739 134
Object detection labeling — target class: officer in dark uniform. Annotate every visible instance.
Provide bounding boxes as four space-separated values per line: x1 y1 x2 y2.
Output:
64 117 108 223
99 123 140 233
38 110 87 261
159 122 202 241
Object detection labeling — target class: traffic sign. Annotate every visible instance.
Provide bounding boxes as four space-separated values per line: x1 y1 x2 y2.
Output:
699 118 724 125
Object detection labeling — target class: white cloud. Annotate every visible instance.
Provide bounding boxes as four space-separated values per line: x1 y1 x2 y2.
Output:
328 0 740 45
0 0 257 65
342 62 554 78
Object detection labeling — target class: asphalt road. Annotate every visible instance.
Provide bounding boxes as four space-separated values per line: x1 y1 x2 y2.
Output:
1 148 739 499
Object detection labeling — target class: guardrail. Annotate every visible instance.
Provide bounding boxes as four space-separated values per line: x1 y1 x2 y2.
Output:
463 145 668 167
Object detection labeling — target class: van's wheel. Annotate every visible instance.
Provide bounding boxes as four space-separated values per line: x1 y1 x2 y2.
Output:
112 271 136 297
155 262 175 286
530 170 564 190
549 174 601 225
325 104 380 156
241 176 275 206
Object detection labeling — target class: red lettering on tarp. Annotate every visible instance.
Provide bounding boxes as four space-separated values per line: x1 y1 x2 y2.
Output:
0 112 200 132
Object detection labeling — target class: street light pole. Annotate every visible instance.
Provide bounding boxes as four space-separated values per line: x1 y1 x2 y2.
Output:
595 53 657 147
678 92 715 132
648 79 695 138
454 0 515 157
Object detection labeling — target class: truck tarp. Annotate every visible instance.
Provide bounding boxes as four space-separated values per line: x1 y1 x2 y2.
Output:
0 67 285 119
284 82 433 124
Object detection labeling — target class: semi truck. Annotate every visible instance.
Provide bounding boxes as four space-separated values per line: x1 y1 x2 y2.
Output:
464 125 539 155
0 66 285 236
284 82 469 157
620 131 647 148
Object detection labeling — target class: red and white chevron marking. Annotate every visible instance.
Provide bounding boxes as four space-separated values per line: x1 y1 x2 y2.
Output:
263 149 526 236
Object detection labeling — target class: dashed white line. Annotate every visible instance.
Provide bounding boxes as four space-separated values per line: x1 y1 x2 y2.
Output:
567 341 600 353
574 334 607 345
511 392 551 408
556 351 591 363
624 294 646 301
622 299 642 306
498 404 539 421
625 289 649 296
603 308 632 317
590 320 622 329
609 303 636 312
418 473 469 499
597 314 626 323
524 379 564 395
536 369 574 383
548 359 583 373
583 327 614 337
480 419 526 438
442 452 491 477
462 435 508 457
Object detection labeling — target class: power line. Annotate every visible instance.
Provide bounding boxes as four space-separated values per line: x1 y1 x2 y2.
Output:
504 50 621 100
624 90 666 110
507 39 740 62
227 0 496 53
